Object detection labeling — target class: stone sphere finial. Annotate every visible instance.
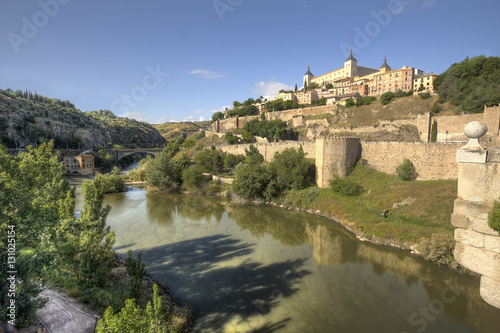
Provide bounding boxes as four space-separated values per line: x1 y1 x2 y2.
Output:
462 121 487 150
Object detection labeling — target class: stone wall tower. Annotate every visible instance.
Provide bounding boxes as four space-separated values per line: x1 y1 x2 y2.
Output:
344 48 358 78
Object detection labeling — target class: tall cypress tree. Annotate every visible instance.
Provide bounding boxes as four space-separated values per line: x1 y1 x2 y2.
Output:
430 119 438 142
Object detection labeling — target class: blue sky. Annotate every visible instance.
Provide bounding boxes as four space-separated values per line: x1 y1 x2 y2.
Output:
1 0 499 124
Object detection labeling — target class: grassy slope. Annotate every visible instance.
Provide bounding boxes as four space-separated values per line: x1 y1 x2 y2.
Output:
280 164 457 244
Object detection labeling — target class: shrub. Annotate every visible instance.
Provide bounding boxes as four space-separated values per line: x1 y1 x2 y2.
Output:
418 233 459 268
380 91 395 105
345 98 355 108
182 139 195 149
96 284 175 333
488 200 500 233
307 187 319 203
233 164 270 199
225 132 239 144
430 101 443 114
329 177 364 197
182 165 206 190
430 119 437 142
125 250 147 300
396 158 417 181
419 92 431 99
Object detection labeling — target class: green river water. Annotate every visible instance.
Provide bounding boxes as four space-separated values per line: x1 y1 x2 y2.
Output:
71 180 500 333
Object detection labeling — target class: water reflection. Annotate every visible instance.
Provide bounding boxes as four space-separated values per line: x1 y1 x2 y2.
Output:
146 193 226 225
95 189 500 333
139 234 311 332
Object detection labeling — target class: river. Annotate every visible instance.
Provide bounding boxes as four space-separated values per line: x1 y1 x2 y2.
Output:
69 180 500 333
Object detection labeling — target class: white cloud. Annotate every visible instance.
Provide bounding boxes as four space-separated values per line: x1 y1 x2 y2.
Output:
188 69 224 79
125 112 152 123
422 0 437 9
254 79 294 99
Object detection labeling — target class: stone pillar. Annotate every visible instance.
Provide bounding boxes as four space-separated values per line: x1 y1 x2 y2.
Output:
453 121 500 309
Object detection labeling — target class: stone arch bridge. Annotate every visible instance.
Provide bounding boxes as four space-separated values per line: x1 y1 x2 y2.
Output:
103 148 164 162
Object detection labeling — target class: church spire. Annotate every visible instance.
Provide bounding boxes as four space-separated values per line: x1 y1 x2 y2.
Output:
380 55 390 69
345 47 356 62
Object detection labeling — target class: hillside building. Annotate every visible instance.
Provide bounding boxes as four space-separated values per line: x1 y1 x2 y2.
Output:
285 50 437 106
64 154 95 175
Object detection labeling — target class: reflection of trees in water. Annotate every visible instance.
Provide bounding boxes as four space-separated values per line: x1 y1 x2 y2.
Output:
227 204 307 246
146 193 227 225
140 234 311 333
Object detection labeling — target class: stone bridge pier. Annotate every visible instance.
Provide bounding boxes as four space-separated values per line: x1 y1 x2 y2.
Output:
452 121 500 309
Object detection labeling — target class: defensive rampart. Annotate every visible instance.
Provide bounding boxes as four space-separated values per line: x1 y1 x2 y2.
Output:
361 142 461 180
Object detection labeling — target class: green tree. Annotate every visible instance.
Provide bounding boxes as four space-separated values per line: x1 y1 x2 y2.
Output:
0 141 73 327
96 284 175 333
233 164 271 199
396 158 417 181
56 177 116 289
241 131 254 143
430 119 438 142
125 250 147 300
182 164 206 190
329 177 364 197
267 147 314 192
212 154 224 174
95 167 125 193
325 83 333 90
144 151 178 191
211 111 224 122
95 149 115 172
244 145 264 165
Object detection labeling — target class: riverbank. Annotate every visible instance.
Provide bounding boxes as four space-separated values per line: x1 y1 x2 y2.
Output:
198 163 465 273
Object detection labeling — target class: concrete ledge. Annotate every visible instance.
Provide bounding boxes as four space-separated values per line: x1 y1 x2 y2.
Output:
480 276 500 309
454 229 485 248
454 243 500 278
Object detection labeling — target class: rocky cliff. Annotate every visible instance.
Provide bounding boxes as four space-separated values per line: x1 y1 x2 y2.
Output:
0 90 166 149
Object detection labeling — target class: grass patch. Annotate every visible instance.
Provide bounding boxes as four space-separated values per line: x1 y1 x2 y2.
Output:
280 164 457 244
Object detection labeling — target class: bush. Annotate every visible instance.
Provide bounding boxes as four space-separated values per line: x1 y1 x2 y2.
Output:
329 177 364 197
182 139 195 149
225 132 239 144
419 92 431 99
182 165 206 190
125 250 147 300
380 92 395 105
355 96 377 107
267 147 315 192
307 187 319 203
233 164 270 199
96 284 175 333
430 101 443 113
418 233 459 268
95 167 125 193
430 119 437 142
345 98 355 108
396 158 417 181
488 200 500 233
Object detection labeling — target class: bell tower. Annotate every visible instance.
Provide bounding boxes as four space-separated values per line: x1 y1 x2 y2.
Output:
344 48 358 78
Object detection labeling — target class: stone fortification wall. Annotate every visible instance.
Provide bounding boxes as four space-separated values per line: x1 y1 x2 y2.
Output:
218 141 316 162
361 142 461 180
316 138 360 188
266 105 336 122
421 105 500 145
